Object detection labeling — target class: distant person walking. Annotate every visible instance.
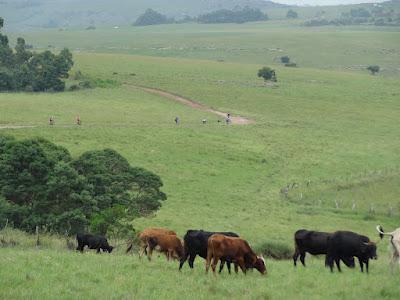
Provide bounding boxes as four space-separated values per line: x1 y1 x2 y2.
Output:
49 116 55 126
76 115 81 125
226 113 231 125
175 116 180 125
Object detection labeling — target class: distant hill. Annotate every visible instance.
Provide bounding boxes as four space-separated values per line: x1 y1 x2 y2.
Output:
0 0 287 30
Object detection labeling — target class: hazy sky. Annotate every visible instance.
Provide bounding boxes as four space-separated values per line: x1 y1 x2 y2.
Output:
273 0 386 5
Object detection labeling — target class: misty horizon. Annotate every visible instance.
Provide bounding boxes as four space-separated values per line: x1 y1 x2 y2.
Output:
272 0 387 5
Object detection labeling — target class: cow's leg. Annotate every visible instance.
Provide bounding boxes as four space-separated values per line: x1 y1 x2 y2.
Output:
358 258 364 272
138 242 146 259
226 261 232 274
211 256 219 274
77 243 84 252
147 243 154 261
237 258 246 274
293 248 300 267
179 251 190 270
325 255 334 272
365 260 369 273
206 253 212 273
234 263 239 274
334 258 341 272
300 252 306 267
188 254 196 269
219 260 225 273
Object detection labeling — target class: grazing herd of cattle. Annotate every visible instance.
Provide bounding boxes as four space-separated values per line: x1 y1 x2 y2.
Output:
76 225 400 274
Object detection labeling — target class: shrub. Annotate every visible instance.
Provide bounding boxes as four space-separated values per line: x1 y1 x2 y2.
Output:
285 62 297 68
255 240 293 260
258 66 277 82
69 84 80 91
367 65 380 75
79 80 93 89
280 56 290 64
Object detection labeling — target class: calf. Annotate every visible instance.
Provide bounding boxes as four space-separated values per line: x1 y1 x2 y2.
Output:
179 229 239 273
76 233 113 253
147 235 184 261
326 231 377 273
376 225 400 269
206 234 266 275
127 227 176 259
293 229 355 268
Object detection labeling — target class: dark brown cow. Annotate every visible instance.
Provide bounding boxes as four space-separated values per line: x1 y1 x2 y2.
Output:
206 234 266 275
147 234 184 261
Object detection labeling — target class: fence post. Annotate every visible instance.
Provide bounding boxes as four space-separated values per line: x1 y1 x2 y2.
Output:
35 226 40 249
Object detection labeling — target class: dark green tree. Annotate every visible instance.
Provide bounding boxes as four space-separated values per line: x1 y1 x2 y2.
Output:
0 18 74 92
367 65 380 75
0 136 166 234
258 67 277 82
287 9 298 19
134 9 173 26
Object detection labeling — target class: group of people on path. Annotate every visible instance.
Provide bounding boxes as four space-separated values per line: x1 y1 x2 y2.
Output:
175 113 231 125
49 115 81 126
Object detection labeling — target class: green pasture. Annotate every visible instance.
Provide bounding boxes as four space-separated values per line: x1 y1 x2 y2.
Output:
1 53 399 238
9 22 400 76
1 24 400 299
0 246 399 300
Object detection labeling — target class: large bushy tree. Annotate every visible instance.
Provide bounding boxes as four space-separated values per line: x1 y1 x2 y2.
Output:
286 9 298 19
0 17 74 92
0 136 166 235
198 7 268 24
258 66 277 82
133 9 174 26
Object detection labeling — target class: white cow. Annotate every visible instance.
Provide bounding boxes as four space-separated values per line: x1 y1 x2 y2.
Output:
376 225 400 269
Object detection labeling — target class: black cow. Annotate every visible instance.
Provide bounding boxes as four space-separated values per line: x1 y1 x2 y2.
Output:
76 233 113 253
179 230 239 272
293 229 355 268
326 231 377 273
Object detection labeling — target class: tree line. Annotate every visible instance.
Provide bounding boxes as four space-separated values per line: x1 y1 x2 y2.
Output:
304 6 400 27
0 17 74 92
133 7 268 26
0 136 166 236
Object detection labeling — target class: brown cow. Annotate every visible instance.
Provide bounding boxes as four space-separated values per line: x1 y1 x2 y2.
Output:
147 234 184 261
126 228 177 260
206 234 266 275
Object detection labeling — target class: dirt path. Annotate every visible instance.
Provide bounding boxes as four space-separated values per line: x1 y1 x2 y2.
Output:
0 125 37 130
127 84 255 125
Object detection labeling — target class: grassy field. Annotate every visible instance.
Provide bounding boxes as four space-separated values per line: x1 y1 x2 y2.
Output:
1 21 400 299
9 22 400 76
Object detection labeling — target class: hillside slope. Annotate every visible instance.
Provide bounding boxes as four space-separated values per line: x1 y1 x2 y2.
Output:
0 0 286 30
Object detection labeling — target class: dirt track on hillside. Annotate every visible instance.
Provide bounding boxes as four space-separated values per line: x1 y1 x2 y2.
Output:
126 84 255 125
0 125 36 130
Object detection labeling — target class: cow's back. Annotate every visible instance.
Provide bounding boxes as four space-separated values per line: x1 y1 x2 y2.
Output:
328 231 369 256
184 230 239 259
295 230 331 255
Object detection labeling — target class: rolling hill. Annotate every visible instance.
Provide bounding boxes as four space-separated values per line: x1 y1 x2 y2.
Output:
0 0 286 30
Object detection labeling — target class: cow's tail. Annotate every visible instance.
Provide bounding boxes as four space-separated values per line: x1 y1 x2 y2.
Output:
376 225 393 239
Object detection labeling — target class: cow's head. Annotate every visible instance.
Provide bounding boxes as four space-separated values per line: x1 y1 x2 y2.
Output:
107 246 114 253
254 255 267 275
362 242 377 260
